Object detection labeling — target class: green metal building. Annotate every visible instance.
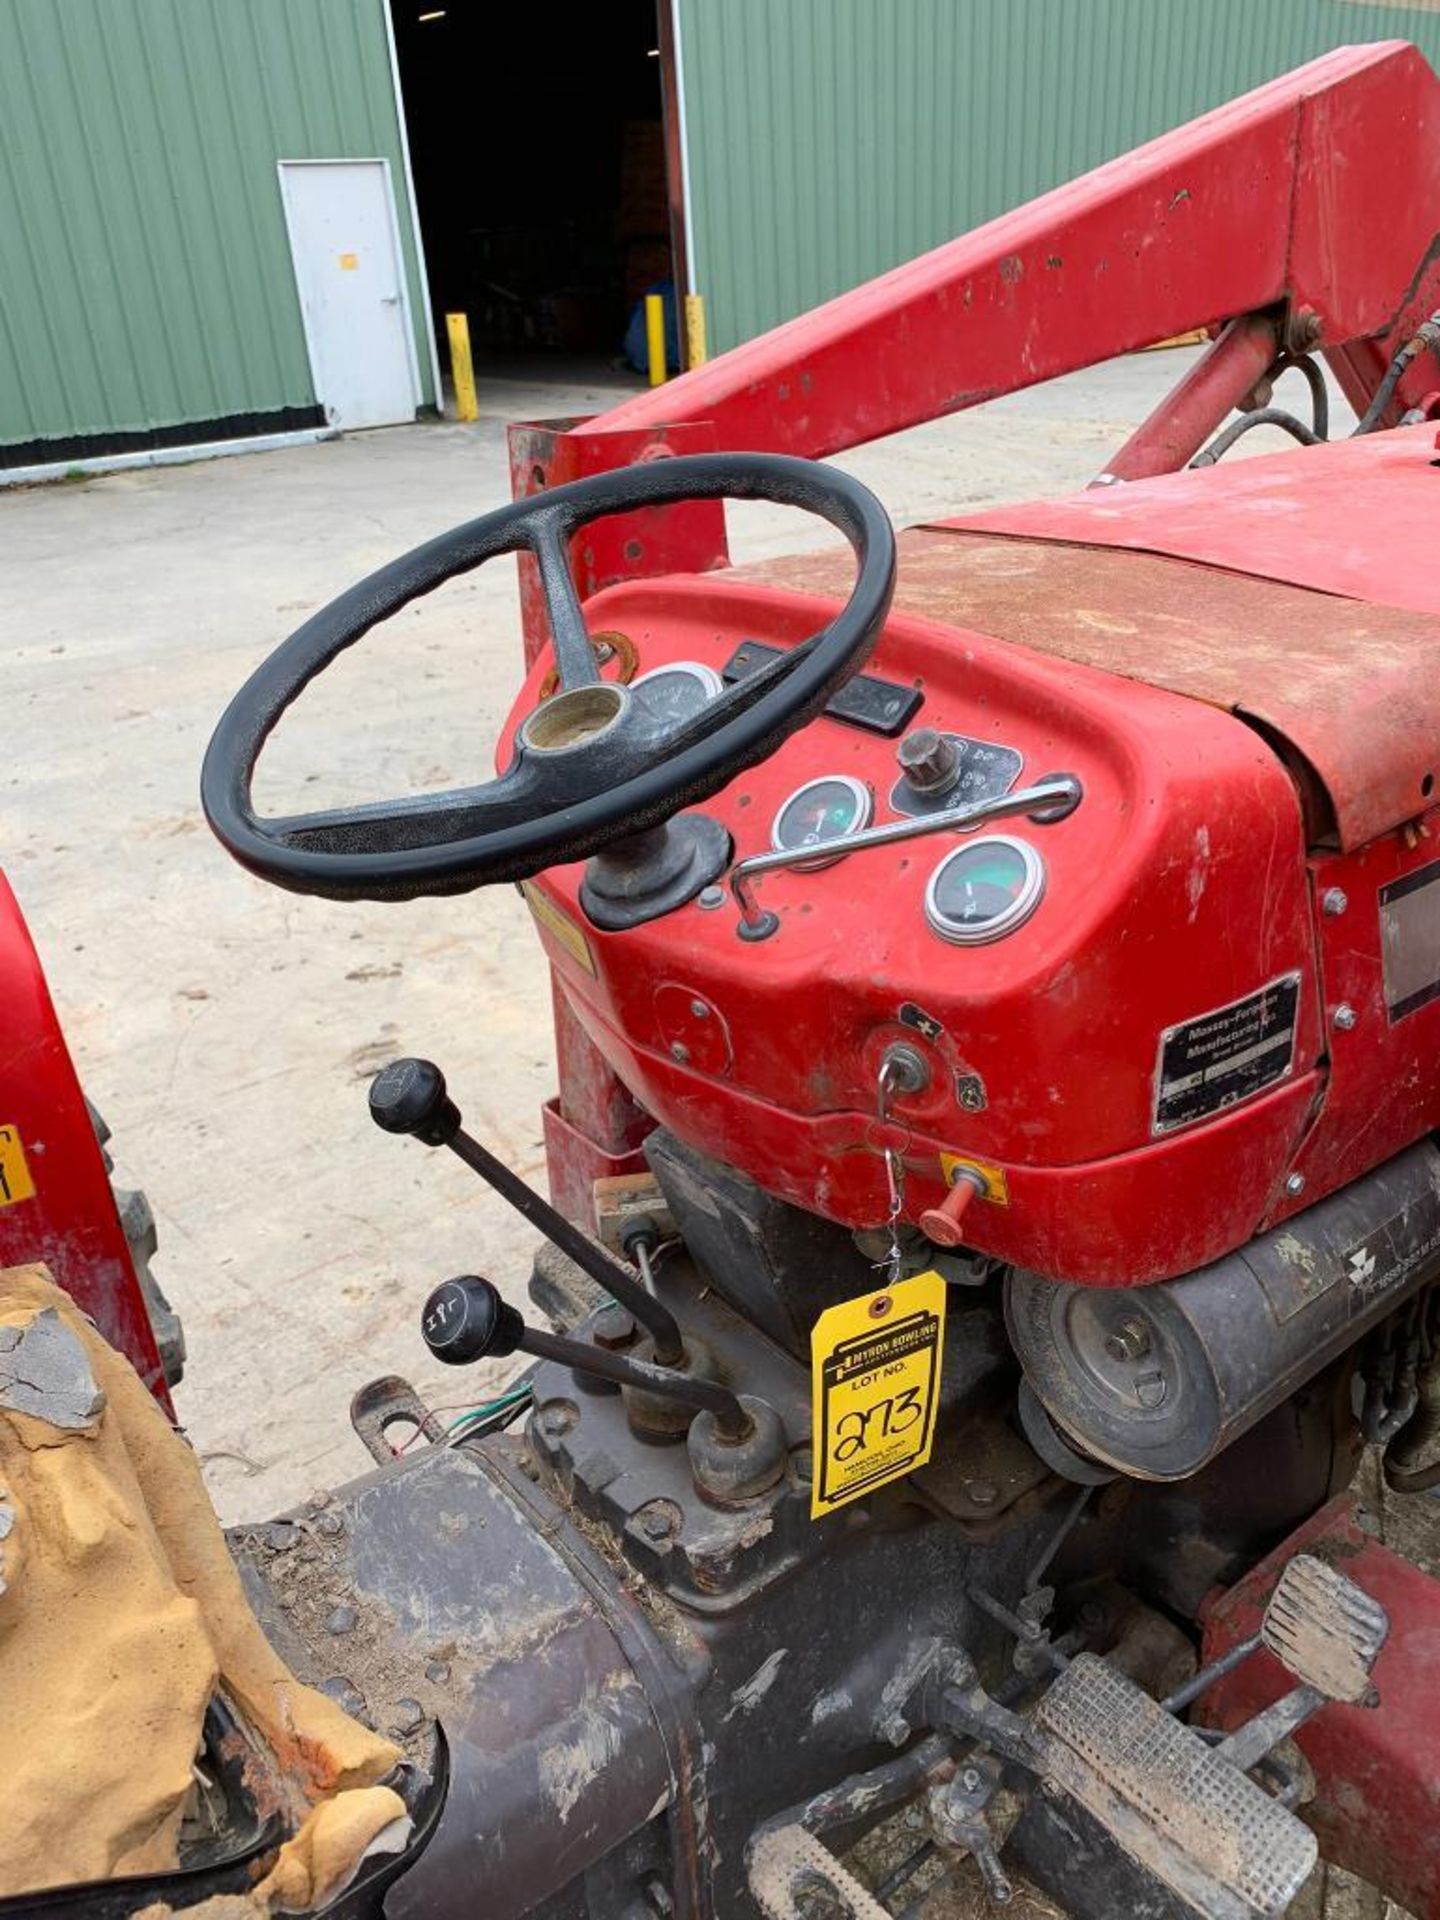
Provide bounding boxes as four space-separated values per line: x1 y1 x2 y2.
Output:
5 0 1440 475
0 0 437 474
676 0 1440 355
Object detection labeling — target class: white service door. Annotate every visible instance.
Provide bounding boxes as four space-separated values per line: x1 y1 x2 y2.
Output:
279 160 418 431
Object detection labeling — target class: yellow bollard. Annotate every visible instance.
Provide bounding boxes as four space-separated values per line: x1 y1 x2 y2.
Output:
684 293 708 369
445 311 478 422
645 293 667 387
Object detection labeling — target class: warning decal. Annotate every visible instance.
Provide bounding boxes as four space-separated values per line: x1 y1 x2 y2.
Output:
0 1125 35 1209
810 1269 946 1518
1152 973 1301 1135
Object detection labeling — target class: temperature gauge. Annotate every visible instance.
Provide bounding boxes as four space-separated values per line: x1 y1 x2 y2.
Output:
771 775 874 871
630 661 723 727
924 835 1045 945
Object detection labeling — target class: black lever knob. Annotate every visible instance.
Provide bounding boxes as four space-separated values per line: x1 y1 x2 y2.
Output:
371 1056 686 1366
420 1272 755 1443
370 1057 461 1147
422 1275 524 1366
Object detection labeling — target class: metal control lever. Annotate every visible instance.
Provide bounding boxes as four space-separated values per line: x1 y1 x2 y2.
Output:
370 1056 685 1365
422 1274 754 1442
728 774 1083 940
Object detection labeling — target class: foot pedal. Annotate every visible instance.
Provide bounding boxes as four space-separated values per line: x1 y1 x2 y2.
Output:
1032 1654 1317 1919
1261 1552 1388 1703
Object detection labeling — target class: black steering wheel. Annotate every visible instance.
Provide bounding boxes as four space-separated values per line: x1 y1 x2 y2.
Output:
201 452 896 903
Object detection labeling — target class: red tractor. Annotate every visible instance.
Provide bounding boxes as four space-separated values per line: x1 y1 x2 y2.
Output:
7 38 1440 1920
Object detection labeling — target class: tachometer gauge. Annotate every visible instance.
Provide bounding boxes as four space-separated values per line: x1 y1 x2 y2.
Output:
630 661 723 727
771 774 874 871
924 835 1045 945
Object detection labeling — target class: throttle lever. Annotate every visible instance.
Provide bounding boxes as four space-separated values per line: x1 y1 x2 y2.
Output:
369 1056 685 1365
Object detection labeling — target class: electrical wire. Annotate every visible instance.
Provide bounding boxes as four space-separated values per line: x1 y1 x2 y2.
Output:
448 1386 533 1445
392 1387 533 1455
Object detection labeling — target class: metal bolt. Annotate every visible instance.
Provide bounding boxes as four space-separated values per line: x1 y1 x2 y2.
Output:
1103 1315 1152 1364
966 1478 999 1508
1333 1003 1358 1031
424 1659 451 1685
537 1401 576 1441
1134 1370 1168 1409
266 1520 299 1552
878 1711 911 1747
638 1503 676 1543
696 885 725 910
592 1304 638 1351
689 998 710 1019
314 1510 344 1539
959 1766 984 1794
1322 887 1348 917
325 1603 358 1636
1286 1172 1307 1197
669 1041 690 1064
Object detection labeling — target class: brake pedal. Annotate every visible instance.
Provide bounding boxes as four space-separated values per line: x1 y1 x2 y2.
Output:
1259 1552 1388 1703
1212 1552 1389 1774
1032 1654 1317 1919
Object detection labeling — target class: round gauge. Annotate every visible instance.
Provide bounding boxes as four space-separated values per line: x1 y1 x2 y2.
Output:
924 835 1045 945
629 660 723 727
771 774 874 871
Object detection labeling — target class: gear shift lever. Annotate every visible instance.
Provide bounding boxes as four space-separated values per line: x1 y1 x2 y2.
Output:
421 1273 753 1440
369 1056 686 1366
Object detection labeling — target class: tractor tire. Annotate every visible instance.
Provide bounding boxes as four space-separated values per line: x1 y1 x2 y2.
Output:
88 1101 186 1387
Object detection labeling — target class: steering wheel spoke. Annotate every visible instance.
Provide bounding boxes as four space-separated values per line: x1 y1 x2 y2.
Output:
528 512 600 691
269 764 541 860
202 453 896 903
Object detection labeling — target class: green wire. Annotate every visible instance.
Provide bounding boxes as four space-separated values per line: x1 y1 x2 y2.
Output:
447 1386 532 1441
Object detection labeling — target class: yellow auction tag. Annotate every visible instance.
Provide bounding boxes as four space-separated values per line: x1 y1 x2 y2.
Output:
810 1269 946 1518
0 1125 35 1208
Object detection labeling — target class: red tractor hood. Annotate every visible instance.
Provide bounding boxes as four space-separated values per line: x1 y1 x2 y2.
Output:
747 424 1440 851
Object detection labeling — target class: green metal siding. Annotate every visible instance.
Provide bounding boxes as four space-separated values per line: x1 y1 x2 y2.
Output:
0 0 433 455
677 0 1440 355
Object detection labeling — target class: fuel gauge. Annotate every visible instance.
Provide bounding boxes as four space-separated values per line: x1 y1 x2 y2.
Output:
771 775 874 871
925 835 1045 945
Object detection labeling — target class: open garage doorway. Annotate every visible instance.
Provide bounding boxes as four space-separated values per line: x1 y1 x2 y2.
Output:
388 0 681 389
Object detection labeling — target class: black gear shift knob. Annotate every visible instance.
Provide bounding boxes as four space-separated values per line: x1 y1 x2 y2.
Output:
422 1275 524 1365
370 1056 461 1146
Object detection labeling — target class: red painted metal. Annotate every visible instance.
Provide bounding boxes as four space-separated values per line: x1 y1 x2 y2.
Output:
507 44 1440 1222
0 872 171 1409
507 566 1330 1287
752 513 1440 855
949 417 1440 618
1100 313 1280 482
1199 1496 1440 1918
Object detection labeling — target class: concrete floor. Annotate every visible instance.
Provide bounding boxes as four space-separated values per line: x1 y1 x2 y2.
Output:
3 348 1424 1918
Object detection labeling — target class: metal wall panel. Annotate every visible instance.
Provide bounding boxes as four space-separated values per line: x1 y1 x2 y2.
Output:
0 0 432 456
676 0 1440 355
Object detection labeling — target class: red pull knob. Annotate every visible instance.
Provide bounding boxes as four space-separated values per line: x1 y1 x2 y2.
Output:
919 1169 987 1248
